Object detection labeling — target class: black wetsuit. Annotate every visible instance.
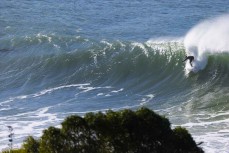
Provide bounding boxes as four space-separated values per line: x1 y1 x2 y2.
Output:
183 56 194 67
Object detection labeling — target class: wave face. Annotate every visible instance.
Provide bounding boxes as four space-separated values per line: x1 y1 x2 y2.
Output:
0 32 229 151
184 14 229 72
1 0 229 151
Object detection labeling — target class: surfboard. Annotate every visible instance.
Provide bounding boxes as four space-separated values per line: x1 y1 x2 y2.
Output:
185 61 198 73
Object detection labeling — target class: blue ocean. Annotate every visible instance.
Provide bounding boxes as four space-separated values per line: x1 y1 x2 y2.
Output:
1 0 229 152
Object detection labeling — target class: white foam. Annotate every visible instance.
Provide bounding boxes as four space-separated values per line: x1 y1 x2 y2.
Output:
0 106 60 151
171 109 229 153
184 14 229 72
145 37 184 56
140 94 155 105
0 95 28 105
97 93 104 96
0 83 91 107
111 88 124 93
101 40 112 48
131 42 149 57
36 33 52 43
34 83 90 97
194 132 229 153
146 37 183 44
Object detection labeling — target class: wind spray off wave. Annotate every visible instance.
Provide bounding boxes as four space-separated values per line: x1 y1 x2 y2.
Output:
184 14 229 72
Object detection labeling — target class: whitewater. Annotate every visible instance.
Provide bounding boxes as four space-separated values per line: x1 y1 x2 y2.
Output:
184 14 229 74
0 0 229 152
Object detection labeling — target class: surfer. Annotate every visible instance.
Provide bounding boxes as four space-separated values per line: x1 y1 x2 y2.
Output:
183 55 194 67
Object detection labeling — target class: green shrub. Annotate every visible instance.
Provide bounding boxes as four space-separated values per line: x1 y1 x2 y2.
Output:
39 127 64 153
23 136 39 153
172 126 201 153
8 107 204 153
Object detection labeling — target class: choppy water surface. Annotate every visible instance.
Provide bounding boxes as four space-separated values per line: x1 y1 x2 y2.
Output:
0 0 229 152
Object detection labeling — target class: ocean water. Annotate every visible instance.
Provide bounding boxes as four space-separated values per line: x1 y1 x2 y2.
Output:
0 0 229 152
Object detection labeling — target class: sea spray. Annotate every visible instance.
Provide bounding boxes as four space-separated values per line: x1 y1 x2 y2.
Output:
184 14 229 72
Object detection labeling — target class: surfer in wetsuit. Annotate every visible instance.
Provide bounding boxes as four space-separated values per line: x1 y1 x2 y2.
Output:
183 56 194 67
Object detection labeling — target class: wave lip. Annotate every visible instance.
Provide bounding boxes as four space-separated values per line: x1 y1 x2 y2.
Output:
184 14 229 72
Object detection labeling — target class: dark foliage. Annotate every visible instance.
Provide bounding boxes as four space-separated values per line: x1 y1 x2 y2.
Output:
9 107 204 153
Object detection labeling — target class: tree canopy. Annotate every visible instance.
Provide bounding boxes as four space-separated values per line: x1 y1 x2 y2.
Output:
4 107 203 153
